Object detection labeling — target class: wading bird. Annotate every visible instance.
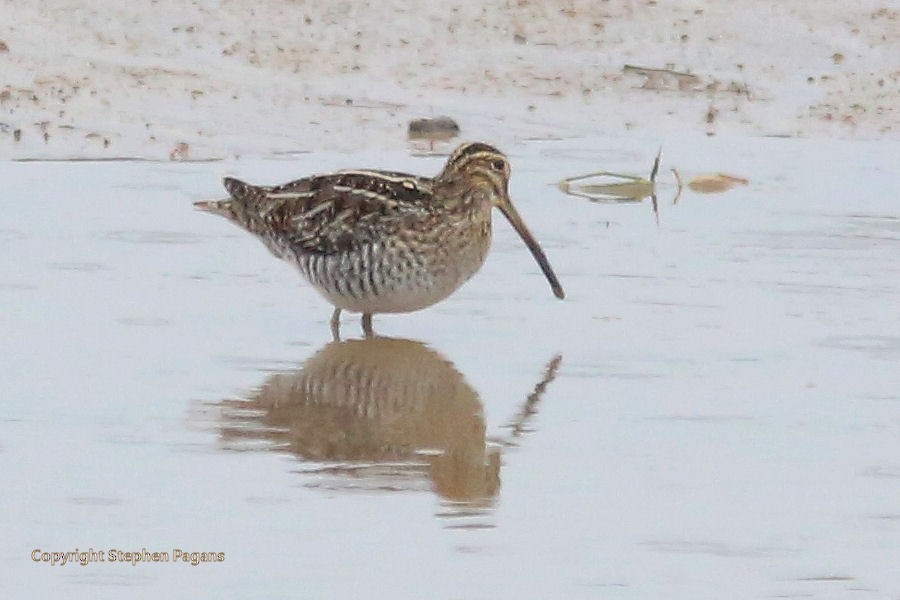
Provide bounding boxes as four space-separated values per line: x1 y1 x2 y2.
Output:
195 142 564 336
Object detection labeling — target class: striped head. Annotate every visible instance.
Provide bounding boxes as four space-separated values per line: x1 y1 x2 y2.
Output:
438 142 511 201
438 142 565 300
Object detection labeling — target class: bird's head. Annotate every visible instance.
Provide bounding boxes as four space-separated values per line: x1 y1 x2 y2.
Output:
438 142 565 300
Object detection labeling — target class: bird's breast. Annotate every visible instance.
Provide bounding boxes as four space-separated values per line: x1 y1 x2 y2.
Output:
288 209 493 314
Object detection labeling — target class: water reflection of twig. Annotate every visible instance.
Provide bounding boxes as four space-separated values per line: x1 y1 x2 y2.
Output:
558 148 662 225
560 150 748 214
672 168 684 205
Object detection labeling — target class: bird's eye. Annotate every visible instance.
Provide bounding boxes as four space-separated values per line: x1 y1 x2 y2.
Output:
491 159 506 171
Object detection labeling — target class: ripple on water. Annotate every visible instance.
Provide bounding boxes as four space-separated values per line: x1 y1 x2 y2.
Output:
0 228 28 243
49 261 111 272
817 335 900 359
115 317 171 327
0 282 38 292
68 496 125 506
640 539 792 558
860 465 900 479
100 230 208 245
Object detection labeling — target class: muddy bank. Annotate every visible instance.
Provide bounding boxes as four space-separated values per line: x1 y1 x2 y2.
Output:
1 1 897 160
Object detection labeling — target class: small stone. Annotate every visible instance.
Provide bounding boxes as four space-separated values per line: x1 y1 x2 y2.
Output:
407 116 460 141
169 142 190 161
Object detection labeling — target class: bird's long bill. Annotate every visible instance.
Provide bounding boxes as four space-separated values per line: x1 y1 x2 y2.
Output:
498 200 565 299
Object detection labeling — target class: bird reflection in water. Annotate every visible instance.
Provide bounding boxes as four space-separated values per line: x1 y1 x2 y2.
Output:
216 337 561 513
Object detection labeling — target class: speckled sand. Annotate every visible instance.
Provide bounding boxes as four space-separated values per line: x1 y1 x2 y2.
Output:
1 0 897 160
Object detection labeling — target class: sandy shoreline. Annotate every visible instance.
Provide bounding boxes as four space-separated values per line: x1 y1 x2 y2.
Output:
1 0 897 160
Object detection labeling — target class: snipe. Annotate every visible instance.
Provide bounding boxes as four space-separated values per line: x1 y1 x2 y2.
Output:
195 142 564 336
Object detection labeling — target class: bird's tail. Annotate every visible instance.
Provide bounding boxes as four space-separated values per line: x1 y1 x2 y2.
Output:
193 177 257 216
192 197 233 216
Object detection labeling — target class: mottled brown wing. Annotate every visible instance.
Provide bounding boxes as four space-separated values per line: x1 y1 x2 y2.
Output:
224 171 435 255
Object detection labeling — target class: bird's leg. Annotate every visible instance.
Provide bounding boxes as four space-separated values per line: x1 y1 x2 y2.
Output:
330 308 342 341
361 313 374 338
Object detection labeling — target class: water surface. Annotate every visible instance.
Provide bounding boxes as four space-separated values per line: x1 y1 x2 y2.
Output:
2 134 898 599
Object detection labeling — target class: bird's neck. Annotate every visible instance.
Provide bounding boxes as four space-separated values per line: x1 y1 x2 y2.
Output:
433 176 495 216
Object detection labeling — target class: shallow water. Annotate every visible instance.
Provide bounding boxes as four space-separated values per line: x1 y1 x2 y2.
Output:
2 134 899 599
